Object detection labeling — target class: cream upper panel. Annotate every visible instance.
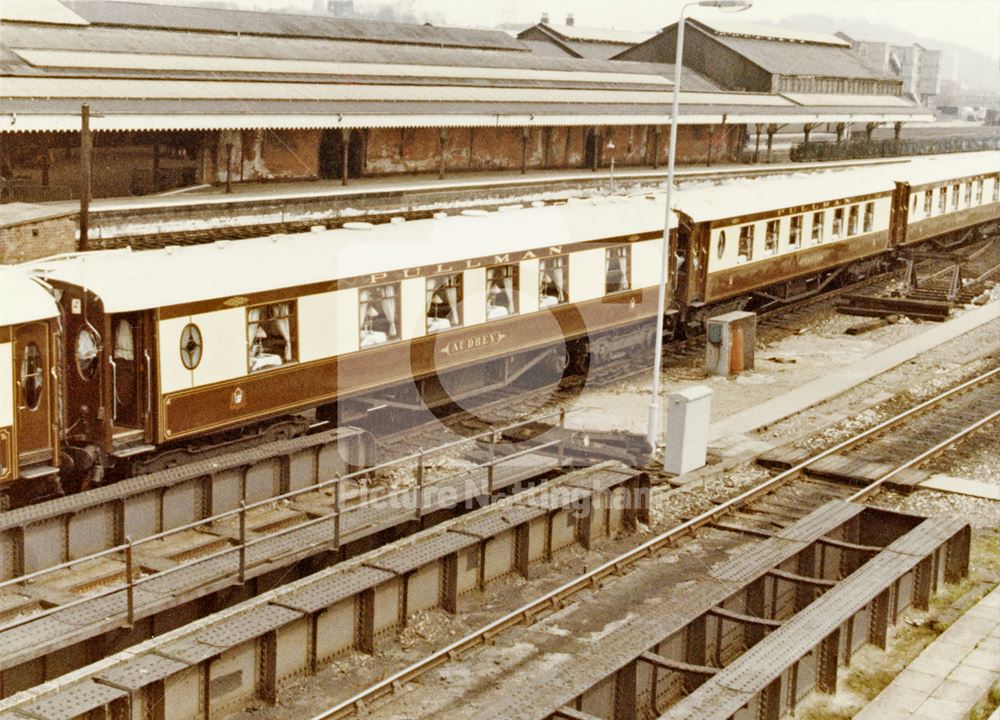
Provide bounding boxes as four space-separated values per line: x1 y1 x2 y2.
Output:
569 249 604 303
190 307 248 387
158 315 193 394
400 278 426 341
463 269 487 328
0 343 12 428
631 238 665 290
298 290 359 362
519 260 540 315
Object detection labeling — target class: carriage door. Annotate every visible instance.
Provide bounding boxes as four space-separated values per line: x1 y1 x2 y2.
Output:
111 314 145 431
14 323 52 461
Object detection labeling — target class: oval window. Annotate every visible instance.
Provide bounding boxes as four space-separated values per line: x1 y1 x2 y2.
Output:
76 327 100 380
20 343 43 411
180 323 203 370
717 231 726 259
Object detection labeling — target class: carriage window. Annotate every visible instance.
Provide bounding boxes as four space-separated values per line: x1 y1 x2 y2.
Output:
994 176 999 202
19 343 43 411
426 274 463 332
832 208 844 239
75 326 100 380
923 190 932 215
910 194 917 216
486 264 518 319
847 206 859 236
605 246 631 293
863 202 875 233
248 302 296 373
180 323 203 370
716 231 726 259
738 225 754 262
964 182 972 205
789 216 802 248
951 184 959 210
764 220 779 255
360 283 400 347
938 186 947 213
539 256 568 308
975 179 984 204
811 211 824 243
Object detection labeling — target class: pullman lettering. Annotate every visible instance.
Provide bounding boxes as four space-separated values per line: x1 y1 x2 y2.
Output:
440 330 506 356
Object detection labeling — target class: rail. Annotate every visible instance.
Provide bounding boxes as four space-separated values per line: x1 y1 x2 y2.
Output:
312 366 1000 720
0 409 569 636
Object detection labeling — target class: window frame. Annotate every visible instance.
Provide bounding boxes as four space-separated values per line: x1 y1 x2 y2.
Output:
832 207 844 239
425 273 464 333
539 255 569 308
716 230 727 259
485 263 519 320
994 176 999 202
951 183 960 210
964 181 972 205
847 205 859 236
246 300 298 374
811 211 825 244
179 323 203 371
923 190 932 215
975 179 984 204
19 342 43 412
604 245 631 294
863 202 875 233
789 216 802 248
764 219 779 255
738 224 755 262
359 281 402 347
938 186 947 213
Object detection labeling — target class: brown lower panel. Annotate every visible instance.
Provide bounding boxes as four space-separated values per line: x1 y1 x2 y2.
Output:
161 288 658 440
705 233 890 304
903 203 1000 245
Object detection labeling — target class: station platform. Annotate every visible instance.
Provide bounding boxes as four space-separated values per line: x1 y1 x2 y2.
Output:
708 300 1000 448
1 155 908 227
854 584 1000 720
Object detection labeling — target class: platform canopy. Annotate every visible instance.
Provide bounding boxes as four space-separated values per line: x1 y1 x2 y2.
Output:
0 0 933 133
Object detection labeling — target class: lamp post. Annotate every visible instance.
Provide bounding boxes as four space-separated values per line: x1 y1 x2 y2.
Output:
646 0 752 455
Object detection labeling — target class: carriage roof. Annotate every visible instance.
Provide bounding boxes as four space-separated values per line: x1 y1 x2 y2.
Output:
0 268 59 327
894 151 1000 187
29 195 677 313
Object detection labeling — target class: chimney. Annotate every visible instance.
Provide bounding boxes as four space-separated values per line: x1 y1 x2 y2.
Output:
566 13 574 26
541 12 550 24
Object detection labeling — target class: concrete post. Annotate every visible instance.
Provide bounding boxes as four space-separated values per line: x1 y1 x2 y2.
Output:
766 123 777 163
438 128 447 180
663 385 712 475
753 124 761 162
340 128 350 186
80 104 92 250
706 310 756 376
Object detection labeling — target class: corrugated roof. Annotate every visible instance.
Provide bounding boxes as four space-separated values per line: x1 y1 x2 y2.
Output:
539 23 654 46
0 0 87 25
706 31 896 80
62 0 524 52
0 23 676 79
693 17 851 48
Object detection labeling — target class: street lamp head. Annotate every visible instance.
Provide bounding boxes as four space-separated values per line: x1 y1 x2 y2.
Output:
697 0 752 9
607 140 616 150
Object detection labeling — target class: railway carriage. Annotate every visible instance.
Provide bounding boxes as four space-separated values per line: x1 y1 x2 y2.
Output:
30 198 675 473
896 153 1000 246
673 171 898 317
0 269 61 499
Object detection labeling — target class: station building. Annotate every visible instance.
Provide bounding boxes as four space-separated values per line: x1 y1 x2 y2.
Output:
0 0 930 202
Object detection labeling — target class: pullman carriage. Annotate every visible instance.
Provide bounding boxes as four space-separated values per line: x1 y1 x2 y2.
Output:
31 198 674 473
671 170 898 316
896 153 1000 246
0 269 60 500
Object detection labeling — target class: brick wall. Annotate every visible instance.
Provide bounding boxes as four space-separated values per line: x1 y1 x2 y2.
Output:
0 215 77 264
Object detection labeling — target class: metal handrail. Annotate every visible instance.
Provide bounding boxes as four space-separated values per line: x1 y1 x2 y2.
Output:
311 367 999 720
0 409 569 636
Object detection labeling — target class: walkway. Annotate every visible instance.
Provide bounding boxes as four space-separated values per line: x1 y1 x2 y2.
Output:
854 584 1000 720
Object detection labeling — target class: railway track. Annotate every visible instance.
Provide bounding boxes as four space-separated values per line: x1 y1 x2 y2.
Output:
311 365 998 720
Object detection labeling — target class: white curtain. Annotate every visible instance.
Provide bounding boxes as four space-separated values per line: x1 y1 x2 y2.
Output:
502 275 514 309
114 320 135 361
381 287 397 337
247 307 263 356
617 255 629 290
444 284 459 324
426 278 440 316
551 265 565 300
273 304 292 361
